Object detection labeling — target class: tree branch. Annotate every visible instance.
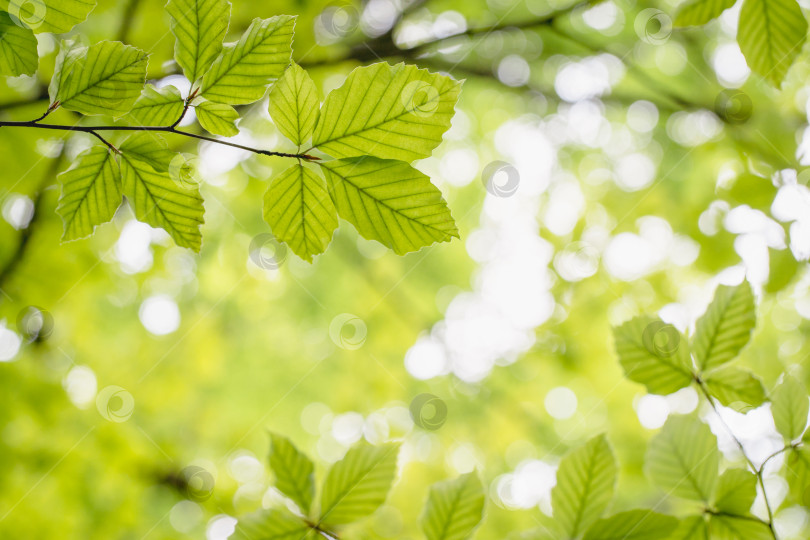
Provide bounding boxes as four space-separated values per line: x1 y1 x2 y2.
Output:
0 119 320 161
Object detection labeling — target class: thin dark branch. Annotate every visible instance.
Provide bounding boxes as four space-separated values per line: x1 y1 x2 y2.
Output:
0 120 319 161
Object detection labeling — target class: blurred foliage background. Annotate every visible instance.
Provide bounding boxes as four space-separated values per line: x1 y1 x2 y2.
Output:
1 0 810 537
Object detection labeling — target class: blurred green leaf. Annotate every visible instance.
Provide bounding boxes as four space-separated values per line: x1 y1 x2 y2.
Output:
612 317 693 395
693 282 756 372
420 473 485 540
644 415 718 502
714 468 757 515
0 0 95 34
268 433 315 514
771 374 808 442
0 12 37 76
669 516 709 540
582 510 679 540
232 508 313 539
703 366 766 412
709 514 772 539
551 434 617 538
674 0 736 26
737 0 807 85
319 442 400 526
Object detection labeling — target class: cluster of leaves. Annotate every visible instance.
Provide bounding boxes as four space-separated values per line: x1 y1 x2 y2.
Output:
673 0 807 86
517 434 680 540
233 433 485 540
0 0 461 258
605 281 810 539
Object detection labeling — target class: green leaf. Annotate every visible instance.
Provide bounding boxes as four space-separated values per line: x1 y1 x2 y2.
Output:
551 434 617 538
785 447 810 506
737 0 808 85
319 442 400 526
120 154 205 251
320 157 458 255
262 164 337 262
166 0 230 84
644 415 718 503
128 85 184 127
703 366 766 412
50 40 148 116
582 510 679 540
269 63 320 146
200 15 294 105
669 516 708 540
119 132 176 173
714 469 757 515
674 0 736 27
268 433 315 514
771 374 809 442
56 146 121 241
194 98 239 137
312 62 462 162
232 508 314 540
693 282 756 372
420 473 485 540
612 317 693 395
0 11 37 76
0 0 95 34
709 514 772 540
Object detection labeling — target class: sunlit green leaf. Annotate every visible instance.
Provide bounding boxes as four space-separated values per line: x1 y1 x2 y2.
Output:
582 510 679 540
0 0 95 34
312 62 462 162
669 516 709 540
771 374 809 442
119 132 176 173
50 40 148 116
644 415 718 502
268 433 315 514
232 508 314 540
693 282 756 372
319 442 400 526
737 0 807 85
269 63 319 146
194 98 239 136
785 447 810 506
714 468 756 515
551 434 617 538
128 85 184 127
263 164 337 262
612 317 693 395
674 0 736 27
709 514 772 540
703 366 766 412
420 473 485 540
56 146 121 241
200 15 294 105
166 0 230 84
0 11 37 76
120 154 205 251
320 156 458 255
